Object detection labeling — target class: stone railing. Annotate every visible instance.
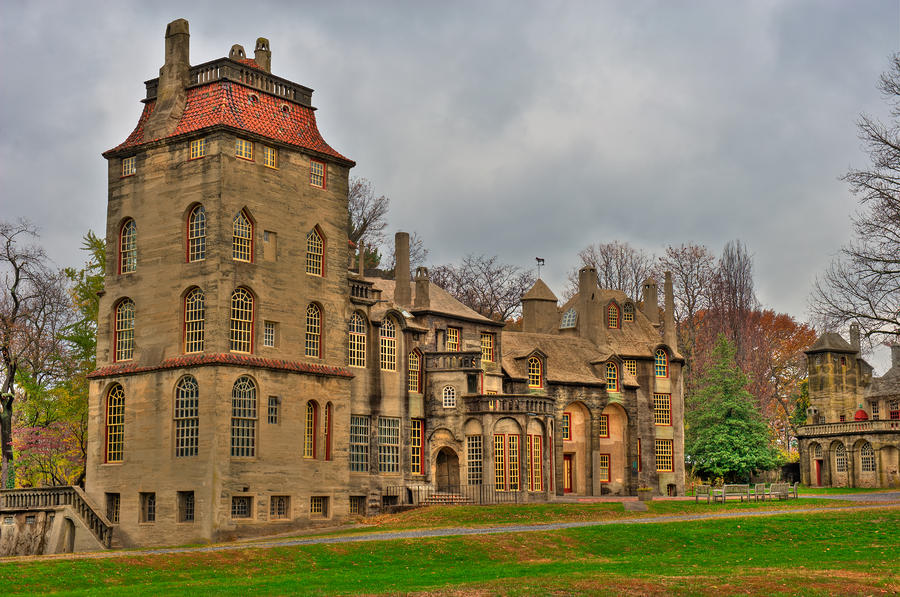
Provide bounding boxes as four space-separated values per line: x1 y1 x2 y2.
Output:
144 58 314 107
0 486 113 548
348 277 374 301
425 351 482 372
464 394 554 415
797 419 900 437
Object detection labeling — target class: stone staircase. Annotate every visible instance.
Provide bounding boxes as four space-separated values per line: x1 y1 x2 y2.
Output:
422 492 474 506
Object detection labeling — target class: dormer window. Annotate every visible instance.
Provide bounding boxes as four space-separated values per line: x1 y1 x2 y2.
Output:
528 356 543 388
606 362 619 392
607 304 619 329
561 308 577 329
623 303 634 322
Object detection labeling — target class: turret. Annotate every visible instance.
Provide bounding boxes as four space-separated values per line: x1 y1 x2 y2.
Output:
521 279 558 334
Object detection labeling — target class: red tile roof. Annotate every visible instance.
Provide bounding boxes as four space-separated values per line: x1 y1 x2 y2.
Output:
106 80 353 164
87 353 354 379
236 58 263 70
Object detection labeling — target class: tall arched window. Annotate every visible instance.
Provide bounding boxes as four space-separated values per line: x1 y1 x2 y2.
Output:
119 219 137 274
105 384 125 463
231 376 257 457
184 288 205 353
442 385 457 408
348 313 367 368
187 205 206 262
607 303 619 329
606 362 619 392
232 210 253 262
380 318 396 371
655 349 668 378
528 356 543 388
174 376 199 457
860 442 876 472
408 351 421 393
306 228 324 276
230 288 254 353
115 299 135 362
306 303 322 358
304 401 318 458
623 302 634 322
835 444 847 472
324 402 333 461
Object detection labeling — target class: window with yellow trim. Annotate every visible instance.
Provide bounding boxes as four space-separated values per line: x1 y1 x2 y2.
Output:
232 211 253 262
305 303 321 358
105 384 125 463
410 419 423 475
304 401 317 458
562 412 571 441
598 453 610 482
380 318 396 371
599 414 609 438
190 138 207 159
119 219 137 274
408 351 420 392
446 327 460 351
624 359 637 377
507 435 520 491
115 299 135 362
481 332 494 362
187 205 206 262
655 439 673 472
230 288 254 353
122 156 136 176
655 349 668 378
183 288 205 353
653 393 671 425
606 362 619 392
262 145 277 168
494 434 506 490
235 138 253 160
623 302 634 322
310 159 325 187
607 303 619 329
528 356 543 388
348 313 367 368
306 228 324 276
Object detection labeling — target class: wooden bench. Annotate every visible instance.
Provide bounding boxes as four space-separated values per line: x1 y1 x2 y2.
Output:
695 484 712 504
713 484 750 503
753 483 767 502
769 482 791 500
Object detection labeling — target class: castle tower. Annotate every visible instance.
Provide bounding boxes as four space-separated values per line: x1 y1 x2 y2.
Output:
805 333 862 423
86 20 355 546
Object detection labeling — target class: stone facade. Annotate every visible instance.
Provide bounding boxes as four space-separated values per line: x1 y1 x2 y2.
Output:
82 19 686 548
797 327 900 488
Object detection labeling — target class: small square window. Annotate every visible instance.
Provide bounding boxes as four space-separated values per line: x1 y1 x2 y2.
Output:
264 321 277 348
190 138 207 159
235 138 253 160
349 496 366 515
231 495 253 519
177 491 195 523
263 146 277 168
310 496 329 518
122 156 136 177
270 495 290 519
310 160 326 188
140 492 156 523
268 396 280 424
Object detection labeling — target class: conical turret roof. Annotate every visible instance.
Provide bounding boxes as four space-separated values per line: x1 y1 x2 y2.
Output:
522 278 558 302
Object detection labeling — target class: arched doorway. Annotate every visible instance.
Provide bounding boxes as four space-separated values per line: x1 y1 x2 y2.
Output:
435 447 460 491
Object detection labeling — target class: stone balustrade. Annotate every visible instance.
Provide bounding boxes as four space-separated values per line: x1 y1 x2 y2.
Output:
425 351 482 371
1 486 113 548
797 419 900 437
464 394 554 415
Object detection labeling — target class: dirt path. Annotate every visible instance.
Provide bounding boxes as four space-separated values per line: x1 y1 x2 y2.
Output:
4 499 898 564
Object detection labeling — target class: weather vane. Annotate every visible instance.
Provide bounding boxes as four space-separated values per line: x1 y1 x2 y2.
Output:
535 257 545 278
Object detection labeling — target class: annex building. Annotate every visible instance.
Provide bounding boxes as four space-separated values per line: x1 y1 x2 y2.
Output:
1 20 685 551
797 325 900 488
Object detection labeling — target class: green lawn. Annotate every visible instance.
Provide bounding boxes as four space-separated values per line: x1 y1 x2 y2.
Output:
2 506 897 596
796 484 897 494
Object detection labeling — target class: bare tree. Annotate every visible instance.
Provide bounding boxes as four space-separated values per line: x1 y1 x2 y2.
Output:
430 255 536 321
347 177 390 250
811 54 900 346
385 231 430 271
566 241 656 301
708 240 758 362
1 220 71 488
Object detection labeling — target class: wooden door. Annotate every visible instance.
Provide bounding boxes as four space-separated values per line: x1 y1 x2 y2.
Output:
563 454 573 493
815 460 822 487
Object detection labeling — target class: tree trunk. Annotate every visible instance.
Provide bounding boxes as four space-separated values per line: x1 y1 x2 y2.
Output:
0 397 12 489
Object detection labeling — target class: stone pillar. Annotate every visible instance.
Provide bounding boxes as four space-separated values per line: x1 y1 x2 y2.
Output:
663 272 677 348
414 267 430 310
394 232 411 306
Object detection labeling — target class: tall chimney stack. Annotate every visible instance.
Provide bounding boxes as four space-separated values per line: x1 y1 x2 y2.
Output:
663 271 677 348
850 323 860 353
144 19 191 140
892 344 900 370
642 278 659 325
394 232 412 305
254 37 271 72
415 267 430 310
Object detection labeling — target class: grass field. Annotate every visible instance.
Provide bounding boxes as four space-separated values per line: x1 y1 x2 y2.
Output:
1 505 897 596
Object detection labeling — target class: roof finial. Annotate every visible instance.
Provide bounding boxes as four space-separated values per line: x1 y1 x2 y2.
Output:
535 257 545 278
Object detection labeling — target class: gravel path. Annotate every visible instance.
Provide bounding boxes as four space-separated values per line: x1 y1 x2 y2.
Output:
4 498 898 563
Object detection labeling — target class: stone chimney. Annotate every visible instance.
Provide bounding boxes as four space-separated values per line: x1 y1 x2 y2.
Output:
254 38 271 72
394 232 412 306
415 267 430 310
663 271 677 348
892 344 900 369
642 278 659 325
850 323 860 353
578 267 599 296
357 241 364 276
229 44 246 60
144 19 191 140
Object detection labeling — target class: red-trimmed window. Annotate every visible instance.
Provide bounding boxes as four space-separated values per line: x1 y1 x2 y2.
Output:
654 393 672 425
606 362 619 392
324 402 333 461
187 205 206 262
599 414 609 438
119 219 137 274
607 303 619 329
114 299 135 362
562 412 571 441
656 439 673 472
598 453 610 482
105 384 125 463
890 400 899 420
306 303 321 358
184 288 205 353
528 356 543 388
310 159 326 188
410 419 424 475
655 349 669 378
304 401 318 459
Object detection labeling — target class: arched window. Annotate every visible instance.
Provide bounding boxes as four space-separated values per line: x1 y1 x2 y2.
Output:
324 402 333 461
655 349 668 378
306 228 324 276
305 303 321 358
860 442 876 472
105 384 125 463
230 288 254 353
184 288 205 353
119 219 137 274
174 376 199 457
835 444 847 472
231 376 257 457
304 401 318 458
528 356 543 388
561 308 577 329
348 313 367 368
115 299 135 362
813 443 823 459
607 303 619 329
623 302 634 322
232 210 253 262
442 385 457 408
380 318 396 371
187 205 206 262
606 362 619 392
408 351 421 393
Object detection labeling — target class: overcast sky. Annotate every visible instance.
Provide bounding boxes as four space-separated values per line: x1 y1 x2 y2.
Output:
1 1 898 364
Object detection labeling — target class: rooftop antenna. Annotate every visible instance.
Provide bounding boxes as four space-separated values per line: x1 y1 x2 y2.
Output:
535 257 545 278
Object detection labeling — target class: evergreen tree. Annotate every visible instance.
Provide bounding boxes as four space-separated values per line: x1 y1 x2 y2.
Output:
685 335 780 481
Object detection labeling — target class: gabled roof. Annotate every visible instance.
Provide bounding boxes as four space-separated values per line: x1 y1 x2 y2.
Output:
105 79 353 164
806 332 855 354
501 332 605 385
368 278 500 326
522 278 558 302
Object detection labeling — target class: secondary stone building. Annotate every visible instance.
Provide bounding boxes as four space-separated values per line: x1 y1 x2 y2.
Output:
72 20 686 548
797 326 900 488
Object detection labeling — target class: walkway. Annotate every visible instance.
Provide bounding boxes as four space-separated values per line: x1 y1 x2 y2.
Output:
4 495 898 563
